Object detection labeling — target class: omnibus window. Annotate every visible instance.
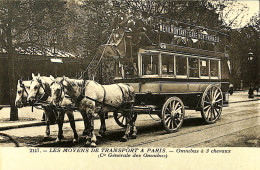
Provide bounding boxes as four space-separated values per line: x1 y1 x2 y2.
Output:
188 57 199 77
176 56 187 75
210 60 219 77
200 59 209 76
162 54 174 75
142 55 159 75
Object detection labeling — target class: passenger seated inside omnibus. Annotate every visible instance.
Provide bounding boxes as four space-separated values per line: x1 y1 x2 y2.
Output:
142 55 159 75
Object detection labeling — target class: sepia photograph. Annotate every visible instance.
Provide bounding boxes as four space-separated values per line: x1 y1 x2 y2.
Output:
0 0 259 169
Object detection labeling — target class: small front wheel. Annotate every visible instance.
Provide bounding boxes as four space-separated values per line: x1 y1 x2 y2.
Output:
113 112 137 128
161 97 185 133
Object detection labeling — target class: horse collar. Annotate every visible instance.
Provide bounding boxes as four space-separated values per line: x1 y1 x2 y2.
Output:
56 82 66 106
36 79 48 101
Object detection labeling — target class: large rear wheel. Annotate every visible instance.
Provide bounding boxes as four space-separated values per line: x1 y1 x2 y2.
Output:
201 85 223 123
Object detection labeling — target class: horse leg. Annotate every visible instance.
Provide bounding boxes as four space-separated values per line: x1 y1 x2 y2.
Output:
85 109 97 147
121 113 131 142
66 110 79 143
56 111 65 143
43 108 51 141
80 111 89 137
43 120 51 141
98 112 106 138
130 114 137 139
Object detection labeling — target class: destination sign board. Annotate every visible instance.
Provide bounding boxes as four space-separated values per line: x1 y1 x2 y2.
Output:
157 24 219 43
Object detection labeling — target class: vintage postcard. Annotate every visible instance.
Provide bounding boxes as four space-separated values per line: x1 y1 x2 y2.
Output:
0 0 259 169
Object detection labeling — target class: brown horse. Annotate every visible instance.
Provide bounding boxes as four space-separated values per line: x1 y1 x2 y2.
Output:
49 77 137 147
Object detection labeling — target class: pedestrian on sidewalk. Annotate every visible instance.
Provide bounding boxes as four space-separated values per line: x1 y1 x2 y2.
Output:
248 83 254 98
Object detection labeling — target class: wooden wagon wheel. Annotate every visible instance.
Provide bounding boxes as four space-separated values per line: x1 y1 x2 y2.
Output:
201 85 223 123
113 112 137 128
161 97 185 133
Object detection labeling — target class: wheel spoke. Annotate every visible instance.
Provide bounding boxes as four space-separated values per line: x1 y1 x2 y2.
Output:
210 87 214 100
214 108 220 117
215 104 222 109
212 109 216 119
174 118 180 126
215 98 222 103
170 120 174 129
169 101 172 110
117 114 123 119
172 101 175 109
165 116 171 124
165 116 171 123
175 107 182 113
166 118 171 127
203 105 211 110
206 95 211 102
206 107 211 119
214 91 221 100
166 108 172 113
173 120 178 128
165 113 171 118
213 88 218 98
174 102 180 110
121 117 125 124
210 108 213 121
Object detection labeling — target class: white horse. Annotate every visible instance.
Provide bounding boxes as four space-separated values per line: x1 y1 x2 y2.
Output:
15 79 31 108
27 73 80 143
50 77 137 147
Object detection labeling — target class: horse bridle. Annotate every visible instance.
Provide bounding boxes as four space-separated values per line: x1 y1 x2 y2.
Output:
31 78 46 101
18 80 29 107
51 79 66 106
19 81 29 98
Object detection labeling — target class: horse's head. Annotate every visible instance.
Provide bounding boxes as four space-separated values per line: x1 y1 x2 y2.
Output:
61 77 82 100
49 77 65 106
15 79 30 108
27 73 46 102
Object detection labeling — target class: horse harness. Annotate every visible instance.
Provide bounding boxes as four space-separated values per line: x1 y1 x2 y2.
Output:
60 80 132 111
33 78 50 102
19 80 29 100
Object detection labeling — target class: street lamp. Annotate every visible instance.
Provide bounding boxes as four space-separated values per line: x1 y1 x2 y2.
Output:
248 52 254 61
247 51 254 90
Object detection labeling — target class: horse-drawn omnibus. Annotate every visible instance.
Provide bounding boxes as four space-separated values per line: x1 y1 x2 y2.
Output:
97 16 231 133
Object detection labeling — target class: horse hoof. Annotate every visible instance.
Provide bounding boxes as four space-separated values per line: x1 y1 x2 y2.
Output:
96 135 102 141
131 134 137 139
85 140 91 146
43 136 51 141
98 131 106 137
73 139 78 144
120 136 128 142
90 142 97 147
82 131 88 136
55 138 62 143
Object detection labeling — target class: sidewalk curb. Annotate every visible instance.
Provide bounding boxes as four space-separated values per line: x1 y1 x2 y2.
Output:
229 98 260 104
0 118 83 131
0 115 114 131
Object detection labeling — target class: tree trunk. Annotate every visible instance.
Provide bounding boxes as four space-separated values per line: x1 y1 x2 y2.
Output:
6 1 18 121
